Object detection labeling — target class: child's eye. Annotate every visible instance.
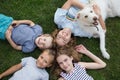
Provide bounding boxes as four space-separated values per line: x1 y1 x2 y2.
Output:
57 35 61 39
44 39 46 41
64 59 67 62
40 56 43 59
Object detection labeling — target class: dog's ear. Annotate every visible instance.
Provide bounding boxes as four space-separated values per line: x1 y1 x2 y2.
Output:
77 13 80 19
74 12 80 21
75 13 80 21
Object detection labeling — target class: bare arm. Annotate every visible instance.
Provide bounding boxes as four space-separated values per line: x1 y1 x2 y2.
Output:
75 44 106 69
5 27 22 50
58 77 65 80
98 15 106 31
93 5 106 31
12 20 35 27
62 0 85 10
0 63 22 79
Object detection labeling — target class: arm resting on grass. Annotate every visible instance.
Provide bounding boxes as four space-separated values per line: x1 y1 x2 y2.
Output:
0 63 22 79
75 44 106 69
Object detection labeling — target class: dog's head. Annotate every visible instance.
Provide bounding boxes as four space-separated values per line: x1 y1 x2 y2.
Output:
75 6 99 26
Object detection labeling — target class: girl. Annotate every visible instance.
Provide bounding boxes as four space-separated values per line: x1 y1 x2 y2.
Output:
0 49 56 80
54 44 106 80
54 0 106 46
52 29 82 62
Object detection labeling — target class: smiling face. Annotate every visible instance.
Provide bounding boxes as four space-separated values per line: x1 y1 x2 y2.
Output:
36 50 54 68
35 34 53 49
57 54 74 73
56 28 72 46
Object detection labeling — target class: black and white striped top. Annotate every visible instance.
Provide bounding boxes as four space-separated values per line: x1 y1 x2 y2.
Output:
60 63 94 80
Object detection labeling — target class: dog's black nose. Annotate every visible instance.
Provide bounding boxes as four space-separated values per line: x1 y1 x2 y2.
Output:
93 17 97 21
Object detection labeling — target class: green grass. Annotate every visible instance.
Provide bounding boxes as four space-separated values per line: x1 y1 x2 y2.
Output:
0 0 120 80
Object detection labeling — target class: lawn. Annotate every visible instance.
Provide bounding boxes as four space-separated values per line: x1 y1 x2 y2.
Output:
0 0 120 80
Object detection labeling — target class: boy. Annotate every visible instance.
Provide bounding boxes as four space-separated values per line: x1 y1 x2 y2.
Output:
0 14 53 53
0 49 56 80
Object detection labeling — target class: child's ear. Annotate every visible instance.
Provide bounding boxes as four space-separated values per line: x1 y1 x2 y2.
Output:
70 56 73 61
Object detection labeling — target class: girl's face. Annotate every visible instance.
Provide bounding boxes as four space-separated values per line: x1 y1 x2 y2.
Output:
56 28 72 46
35 34 53 49
36 51 53 68
57 54 74 73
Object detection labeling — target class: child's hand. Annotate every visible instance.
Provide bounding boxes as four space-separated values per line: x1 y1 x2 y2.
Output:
0 74 3 79
0 75 2 79
93 4 101 17
11 20 19 27
12 20 35 27
5 29 12 39
75 44 89 54
29 21 35 26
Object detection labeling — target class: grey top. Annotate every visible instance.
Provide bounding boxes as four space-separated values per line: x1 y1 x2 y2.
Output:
9 57 49 80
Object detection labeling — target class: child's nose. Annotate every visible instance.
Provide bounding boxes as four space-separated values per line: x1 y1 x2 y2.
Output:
62 32 67 37
40 38 44 42
63 62 67 66
39 59 44 64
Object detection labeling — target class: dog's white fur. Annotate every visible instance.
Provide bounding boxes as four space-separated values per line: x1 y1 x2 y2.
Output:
75 0 120 59
76 6 110 59
89 0 120 18
106 0 120 17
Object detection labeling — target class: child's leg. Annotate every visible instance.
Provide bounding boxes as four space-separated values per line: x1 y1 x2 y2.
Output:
62 0 85 10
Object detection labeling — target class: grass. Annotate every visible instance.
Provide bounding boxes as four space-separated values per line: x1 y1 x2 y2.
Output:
0 0 120 80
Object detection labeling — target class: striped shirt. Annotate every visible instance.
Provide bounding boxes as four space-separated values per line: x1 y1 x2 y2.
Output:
60 63 94 80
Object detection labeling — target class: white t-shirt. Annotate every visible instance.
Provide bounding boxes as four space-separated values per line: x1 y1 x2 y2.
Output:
9 57 49 80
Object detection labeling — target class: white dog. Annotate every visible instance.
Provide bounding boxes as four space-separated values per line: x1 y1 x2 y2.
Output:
75 6 110 59
75 0 120 59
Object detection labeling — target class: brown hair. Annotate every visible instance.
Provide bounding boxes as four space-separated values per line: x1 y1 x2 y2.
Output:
52 47 82 77
43 48 57 64
51 29 76 49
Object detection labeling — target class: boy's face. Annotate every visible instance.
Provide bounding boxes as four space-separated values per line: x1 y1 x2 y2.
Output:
36 51 53 68
35 34 53 49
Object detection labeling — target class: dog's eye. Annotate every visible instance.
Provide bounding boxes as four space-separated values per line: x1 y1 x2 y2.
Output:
90 11 93 13
85 15 88 18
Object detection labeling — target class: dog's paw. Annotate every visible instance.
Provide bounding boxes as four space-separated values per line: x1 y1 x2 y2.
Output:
102 52 110 59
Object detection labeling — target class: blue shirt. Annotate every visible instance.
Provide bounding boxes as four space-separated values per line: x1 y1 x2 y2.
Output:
11 24 43 53
9 57 49 80
0 14 13 40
